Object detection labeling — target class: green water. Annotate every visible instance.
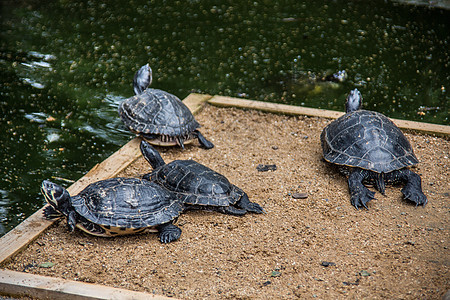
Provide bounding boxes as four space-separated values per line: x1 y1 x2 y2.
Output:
0 0 448 236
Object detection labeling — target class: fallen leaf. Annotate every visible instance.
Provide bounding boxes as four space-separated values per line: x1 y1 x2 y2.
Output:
270 270 281 277
39 262 55 268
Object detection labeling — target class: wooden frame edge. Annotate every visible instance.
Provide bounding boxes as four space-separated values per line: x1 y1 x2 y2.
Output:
0 269 172 300
208 95 450 136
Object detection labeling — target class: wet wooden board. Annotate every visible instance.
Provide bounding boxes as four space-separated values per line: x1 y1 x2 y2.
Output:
208 95 450 136
0 269 171 300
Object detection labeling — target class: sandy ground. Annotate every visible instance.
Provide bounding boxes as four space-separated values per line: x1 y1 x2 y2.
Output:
2 105 449 299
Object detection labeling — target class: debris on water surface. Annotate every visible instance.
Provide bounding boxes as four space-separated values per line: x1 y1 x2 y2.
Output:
52 176 75 183
292 192 308 199
257 164 277 172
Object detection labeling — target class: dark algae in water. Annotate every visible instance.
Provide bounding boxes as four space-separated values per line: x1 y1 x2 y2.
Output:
0 0 448 235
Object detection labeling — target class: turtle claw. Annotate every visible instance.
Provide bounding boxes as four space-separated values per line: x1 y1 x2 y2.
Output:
157 223 182 243
350 188 376 210
401 186 428 207
43 205 63 219
234 191 265 214
243 202 265 214
194 130 214 149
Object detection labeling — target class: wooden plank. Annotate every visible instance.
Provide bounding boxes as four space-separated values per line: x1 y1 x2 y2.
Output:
182 93 213 114
0 269 172 300
208 95 450 136
390 119 450 136
208 95 345 119
0 93 213 265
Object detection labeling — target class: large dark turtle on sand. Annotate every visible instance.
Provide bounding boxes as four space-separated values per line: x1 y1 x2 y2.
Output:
118 64 214 149
140 141 265 215
41 178 184 243
320 88 427 209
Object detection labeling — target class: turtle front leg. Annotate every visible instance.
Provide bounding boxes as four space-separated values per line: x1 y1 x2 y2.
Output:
193 130 214 149
348 169 376 209
67 211 77 232
396 169 427 206
234 187 265 214
157 222 182 243
43 205 63 219
176 136 185 150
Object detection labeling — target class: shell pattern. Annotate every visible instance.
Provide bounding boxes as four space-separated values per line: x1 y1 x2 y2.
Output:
119 88 199 137
321 110 418 173
71 177 183 229
149 160 242 207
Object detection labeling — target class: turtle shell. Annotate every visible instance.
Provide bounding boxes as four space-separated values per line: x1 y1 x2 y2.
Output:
71 177 182 229
321 110 418 173
149 160 240 207
118 88 199 137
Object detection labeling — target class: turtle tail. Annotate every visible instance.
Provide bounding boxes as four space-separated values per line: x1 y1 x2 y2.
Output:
375 173 386 195
140 140 165 169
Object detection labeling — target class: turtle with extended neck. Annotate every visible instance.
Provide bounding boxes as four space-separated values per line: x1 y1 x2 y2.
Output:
321 89 427 209
41 178 184 243
140 141 265 215
119 64 214 149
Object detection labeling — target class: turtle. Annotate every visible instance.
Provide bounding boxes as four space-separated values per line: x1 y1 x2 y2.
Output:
118 64 214 149
320 88 427 209
274 69 347 97
41 177 184 243
140 140 265 215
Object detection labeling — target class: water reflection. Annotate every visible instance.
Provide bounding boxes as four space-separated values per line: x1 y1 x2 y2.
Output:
0 0 448 236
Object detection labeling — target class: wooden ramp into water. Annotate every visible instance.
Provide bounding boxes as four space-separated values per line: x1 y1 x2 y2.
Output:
0 94 448 299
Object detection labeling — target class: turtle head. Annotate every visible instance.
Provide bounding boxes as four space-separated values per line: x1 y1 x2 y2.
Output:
345 88 362 113
140 140 166 169
133 64 152 95
41 180 71 215
332 70 347 83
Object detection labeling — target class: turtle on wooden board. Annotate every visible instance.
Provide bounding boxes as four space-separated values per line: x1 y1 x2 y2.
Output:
41 178 183 243
320 89 427 209
140 141 265 215
118 64 214 149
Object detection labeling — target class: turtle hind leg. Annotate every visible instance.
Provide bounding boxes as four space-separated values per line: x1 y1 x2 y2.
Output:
193 130 214 149
395 169 427 206
215 206 247 216
234 188 265 214
157 223 182 243
348 169 376 209
183 203 246 216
